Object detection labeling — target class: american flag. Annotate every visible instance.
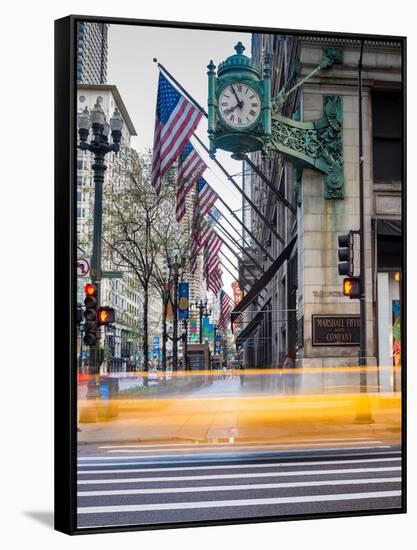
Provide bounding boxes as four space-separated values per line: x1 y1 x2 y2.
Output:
204 231 222 277
151 73 202 194
176 142 206 222
218 290 234 329
198 209 219 250
207 266 223 296
197 178 218 217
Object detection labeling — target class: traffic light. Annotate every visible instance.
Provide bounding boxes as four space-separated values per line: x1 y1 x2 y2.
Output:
343 277 361 299
338 231 354 276
97 307 115 325
83 283 98 346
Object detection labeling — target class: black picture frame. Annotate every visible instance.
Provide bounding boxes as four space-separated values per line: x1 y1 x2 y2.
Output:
55 14 407 535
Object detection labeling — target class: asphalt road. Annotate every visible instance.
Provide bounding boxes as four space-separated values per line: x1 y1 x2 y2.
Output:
77 443 402 529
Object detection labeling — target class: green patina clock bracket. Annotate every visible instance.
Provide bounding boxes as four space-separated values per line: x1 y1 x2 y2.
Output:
269 48 344 200
271 95 344 200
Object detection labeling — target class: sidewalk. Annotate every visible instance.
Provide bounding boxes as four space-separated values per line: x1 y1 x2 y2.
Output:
77 391 401 447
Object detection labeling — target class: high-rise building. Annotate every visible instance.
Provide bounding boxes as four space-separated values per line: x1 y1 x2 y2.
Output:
76 22 109 84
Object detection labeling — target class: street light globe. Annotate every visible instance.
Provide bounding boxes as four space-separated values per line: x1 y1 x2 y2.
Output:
77 106 91 131
102 119 110 138
90 100 105 126
110 108 124 132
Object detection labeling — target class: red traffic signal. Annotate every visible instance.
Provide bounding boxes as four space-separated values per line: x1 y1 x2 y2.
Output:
83 283 98 345
84 283 97 297
97 307 115 325
343 277 361 299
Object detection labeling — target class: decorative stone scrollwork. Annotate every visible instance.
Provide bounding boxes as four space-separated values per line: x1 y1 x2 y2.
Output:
270 95 344 199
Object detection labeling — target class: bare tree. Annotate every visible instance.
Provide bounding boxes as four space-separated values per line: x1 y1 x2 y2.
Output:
150 198 196 370
103 152 171 371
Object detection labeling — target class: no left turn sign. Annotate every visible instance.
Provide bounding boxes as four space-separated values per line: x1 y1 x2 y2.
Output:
77 258 90 277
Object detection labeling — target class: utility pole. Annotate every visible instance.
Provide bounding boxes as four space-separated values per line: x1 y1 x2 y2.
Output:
182 320 188 370
358 40 367 372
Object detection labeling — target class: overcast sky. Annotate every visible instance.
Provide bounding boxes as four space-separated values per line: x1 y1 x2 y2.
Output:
107 23 252 296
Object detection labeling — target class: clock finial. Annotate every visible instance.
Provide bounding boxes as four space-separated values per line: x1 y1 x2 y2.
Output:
234 42 245 55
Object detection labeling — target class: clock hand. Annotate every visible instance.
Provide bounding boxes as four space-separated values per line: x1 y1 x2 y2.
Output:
224 103 240 116
230 84 243 108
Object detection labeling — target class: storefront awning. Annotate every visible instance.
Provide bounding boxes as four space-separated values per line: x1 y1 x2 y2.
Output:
231 236 296 324
376 218 402 237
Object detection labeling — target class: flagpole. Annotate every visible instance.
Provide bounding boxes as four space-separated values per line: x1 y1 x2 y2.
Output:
219 247 263 293
153 60 285 245
217 210 262 259
220 260 241 285
209 215 264 272
243 155 297 215
193 133 285 245
212 193 274 261
153 59 209 117
219 250 264 299
216 231 264 278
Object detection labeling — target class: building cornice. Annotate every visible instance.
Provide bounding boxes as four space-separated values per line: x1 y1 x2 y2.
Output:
77 83 137 136
300 36 402 49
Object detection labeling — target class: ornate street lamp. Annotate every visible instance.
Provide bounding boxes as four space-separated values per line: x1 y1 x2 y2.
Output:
77 97 123 394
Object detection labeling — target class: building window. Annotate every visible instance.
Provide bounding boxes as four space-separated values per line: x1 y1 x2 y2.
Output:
372 91 402 183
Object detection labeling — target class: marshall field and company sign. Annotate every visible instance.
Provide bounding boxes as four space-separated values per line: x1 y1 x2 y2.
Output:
312 315 360 346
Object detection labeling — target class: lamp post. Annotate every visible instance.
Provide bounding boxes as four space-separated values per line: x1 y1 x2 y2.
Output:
168 249 183 371
182 319 188 370
195 300 211 343
77 97 123 393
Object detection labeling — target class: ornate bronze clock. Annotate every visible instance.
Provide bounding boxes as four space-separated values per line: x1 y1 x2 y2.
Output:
207 42 271 157
207 42 345 199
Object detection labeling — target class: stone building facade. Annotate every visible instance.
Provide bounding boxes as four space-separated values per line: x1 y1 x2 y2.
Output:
238 34 402 388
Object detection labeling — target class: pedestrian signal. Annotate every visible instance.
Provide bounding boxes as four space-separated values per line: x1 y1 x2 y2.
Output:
97 307 115 325
343 277 361 299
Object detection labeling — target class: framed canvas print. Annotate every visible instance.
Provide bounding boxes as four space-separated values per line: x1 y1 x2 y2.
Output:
54 15 406 534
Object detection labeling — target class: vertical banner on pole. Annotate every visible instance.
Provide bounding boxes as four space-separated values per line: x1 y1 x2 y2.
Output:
189 318 198 342
203 317 214 342
178 282 189 320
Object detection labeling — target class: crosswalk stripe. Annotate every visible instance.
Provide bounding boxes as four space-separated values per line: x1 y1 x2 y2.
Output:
77 450 401 467
103 444 391 454
77 466 401 484
77 446 392 461
98 438 382 450
77 490 401 514
78 477 401 496
77 457 401 474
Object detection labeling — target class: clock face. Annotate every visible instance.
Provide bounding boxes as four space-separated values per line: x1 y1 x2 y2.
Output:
218 82 261 129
